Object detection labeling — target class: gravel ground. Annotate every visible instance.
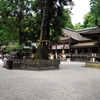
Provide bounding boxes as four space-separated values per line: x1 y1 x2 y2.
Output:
0 61 100 100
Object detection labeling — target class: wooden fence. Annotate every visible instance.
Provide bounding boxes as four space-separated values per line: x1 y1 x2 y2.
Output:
12 59 59 70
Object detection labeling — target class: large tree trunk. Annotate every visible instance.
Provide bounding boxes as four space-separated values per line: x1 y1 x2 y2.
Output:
40 0 49 40
35 0 50 60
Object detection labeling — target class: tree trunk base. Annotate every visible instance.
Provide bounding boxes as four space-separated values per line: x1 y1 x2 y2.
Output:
35 40 50 60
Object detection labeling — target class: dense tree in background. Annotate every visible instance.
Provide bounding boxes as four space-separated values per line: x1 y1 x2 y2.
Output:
83 13 97 28
74 23 84 30
0 0 35 45
83 0 100 28
64 9 73 29
50 8 73 42
90 0 100 25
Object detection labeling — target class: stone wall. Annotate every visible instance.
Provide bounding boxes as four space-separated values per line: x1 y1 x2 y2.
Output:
85 62 100 69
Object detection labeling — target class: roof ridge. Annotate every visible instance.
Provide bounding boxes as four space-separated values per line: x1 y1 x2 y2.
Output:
76 26 97 32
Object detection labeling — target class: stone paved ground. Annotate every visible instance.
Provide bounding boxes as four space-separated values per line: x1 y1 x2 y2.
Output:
0 61 100 100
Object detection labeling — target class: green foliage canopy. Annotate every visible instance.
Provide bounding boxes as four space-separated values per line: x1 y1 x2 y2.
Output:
0 0 36 45
83 0 100 28
0 0 74 48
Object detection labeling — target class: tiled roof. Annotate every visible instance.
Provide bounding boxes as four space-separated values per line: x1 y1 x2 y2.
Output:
62 26 100 41
79 26 100 34
76 26 97 33
62 28 80 40
62 28 90 41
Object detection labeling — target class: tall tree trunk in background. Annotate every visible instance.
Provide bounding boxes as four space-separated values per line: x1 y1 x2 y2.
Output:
35 0 50 60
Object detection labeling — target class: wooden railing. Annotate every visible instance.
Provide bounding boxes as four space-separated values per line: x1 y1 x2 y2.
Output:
62 53 100 62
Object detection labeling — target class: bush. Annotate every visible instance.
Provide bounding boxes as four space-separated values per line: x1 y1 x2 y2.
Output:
5 45 23 52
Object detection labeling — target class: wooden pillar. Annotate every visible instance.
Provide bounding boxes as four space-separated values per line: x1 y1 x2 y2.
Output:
98 37 100 54
69 42 71 54
54 43 57 59
63 42 65 49
55 43 57 53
